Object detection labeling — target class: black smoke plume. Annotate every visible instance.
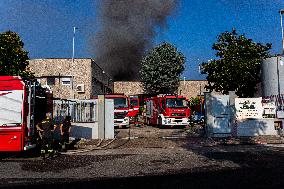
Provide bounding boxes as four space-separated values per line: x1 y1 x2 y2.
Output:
93 0 177 81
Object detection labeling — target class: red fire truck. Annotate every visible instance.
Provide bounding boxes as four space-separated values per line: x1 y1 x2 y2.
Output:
0 76 51 152
128 95 140 124
105 94 130 128
145 94 190 127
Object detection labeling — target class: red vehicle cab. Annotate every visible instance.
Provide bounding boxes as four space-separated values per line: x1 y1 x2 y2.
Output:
105 94 130 128
128 95 140 123
145 94 190 127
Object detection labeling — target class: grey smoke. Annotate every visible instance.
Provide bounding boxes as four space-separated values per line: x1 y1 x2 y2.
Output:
93 0 177 81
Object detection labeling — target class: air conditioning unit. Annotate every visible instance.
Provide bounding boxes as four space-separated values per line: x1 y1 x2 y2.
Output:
76 84 85 93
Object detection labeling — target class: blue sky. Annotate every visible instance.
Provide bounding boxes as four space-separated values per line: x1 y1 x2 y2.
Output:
1 0 284 80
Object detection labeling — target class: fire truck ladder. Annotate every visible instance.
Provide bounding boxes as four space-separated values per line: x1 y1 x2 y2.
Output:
24 81 36 150
28 81 36 136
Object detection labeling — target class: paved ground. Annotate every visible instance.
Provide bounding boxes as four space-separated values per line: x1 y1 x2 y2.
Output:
1 126 284 189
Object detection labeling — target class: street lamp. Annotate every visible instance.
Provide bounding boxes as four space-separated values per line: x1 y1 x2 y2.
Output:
280 9 284 54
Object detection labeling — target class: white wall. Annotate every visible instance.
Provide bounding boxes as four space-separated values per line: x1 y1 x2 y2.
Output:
70 122 98 139
236 119 278 136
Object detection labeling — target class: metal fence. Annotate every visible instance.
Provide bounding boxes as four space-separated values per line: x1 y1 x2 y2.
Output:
53 99 97 123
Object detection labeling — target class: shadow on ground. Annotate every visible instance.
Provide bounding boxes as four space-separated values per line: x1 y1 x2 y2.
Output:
0 164 283 189
170 126 284 189
20 154 134 172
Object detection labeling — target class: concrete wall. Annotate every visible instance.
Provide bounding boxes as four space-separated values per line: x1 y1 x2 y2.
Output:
70 122 98 139
114 80 209 99
236 119 279 136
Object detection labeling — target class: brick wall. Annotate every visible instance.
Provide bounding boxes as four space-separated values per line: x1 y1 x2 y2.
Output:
178 80 208 99
114 81 144 95
29 59 91 99
28 58 217 100
114 80 210 99
28 58 114 99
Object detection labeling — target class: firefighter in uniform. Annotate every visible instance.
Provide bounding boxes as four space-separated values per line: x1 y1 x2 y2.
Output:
60 116 72 151
36 112 57 158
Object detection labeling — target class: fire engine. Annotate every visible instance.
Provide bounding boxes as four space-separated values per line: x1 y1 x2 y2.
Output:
105 94 130 128
0 76 51 152
145 94 190 127
128 95 140 124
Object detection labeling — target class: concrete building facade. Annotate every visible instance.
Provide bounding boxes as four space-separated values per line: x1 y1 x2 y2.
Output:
28 58 113 99
114 80 209 99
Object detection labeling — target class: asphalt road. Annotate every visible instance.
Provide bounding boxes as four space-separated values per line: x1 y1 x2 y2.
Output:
1 126 284 189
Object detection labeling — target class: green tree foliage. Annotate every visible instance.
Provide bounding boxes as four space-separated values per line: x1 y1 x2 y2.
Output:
201 29 271 97
140 42 185 94
0 31 34 80
189 96 201 107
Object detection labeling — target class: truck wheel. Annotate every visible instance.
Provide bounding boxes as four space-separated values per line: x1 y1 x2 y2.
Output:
146 118 149 126
158 118 163 129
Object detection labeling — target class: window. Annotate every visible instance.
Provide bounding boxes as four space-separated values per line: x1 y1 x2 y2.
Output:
113 98 128 108
166 98 188 108
0 90 23 126
130 99 139 106
62 77 71 85
46 77 55 85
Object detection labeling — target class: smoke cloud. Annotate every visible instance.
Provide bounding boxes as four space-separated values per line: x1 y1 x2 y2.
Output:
93 0 177 81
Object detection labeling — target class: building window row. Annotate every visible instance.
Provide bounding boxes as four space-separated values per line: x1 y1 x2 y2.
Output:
39 77 72 86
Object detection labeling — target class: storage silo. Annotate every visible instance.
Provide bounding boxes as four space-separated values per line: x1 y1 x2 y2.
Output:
261 56 284 97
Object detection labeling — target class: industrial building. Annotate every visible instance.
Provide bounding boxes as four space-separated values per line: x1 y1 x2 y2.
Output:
28 58 113 99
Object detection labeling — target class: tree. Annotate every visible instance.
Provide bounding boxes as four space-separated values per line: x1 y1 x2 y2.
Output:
140 42 185 94
0 31 34 80
201 29 271 97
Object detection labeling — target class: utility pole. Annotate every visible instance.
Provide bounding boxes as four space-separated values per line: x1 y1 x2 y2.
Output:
280 9 284 55
72 27 76 62
198 61 203 114
71 26 78 99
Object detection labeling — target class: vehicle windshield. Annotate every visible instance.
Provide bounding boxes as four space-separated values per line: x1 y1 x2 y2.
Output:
114 98 128 108
130 99 138 107
166 98 187 108
0 90 23 126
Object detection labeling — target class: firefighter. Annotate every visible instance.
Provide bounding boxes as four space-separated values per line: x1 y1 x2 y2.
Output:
36 112 57 158
60 116 72 151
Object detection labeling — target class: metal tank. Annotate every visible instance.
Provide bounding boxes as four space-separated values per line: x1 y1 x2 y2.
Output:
261 56 284 97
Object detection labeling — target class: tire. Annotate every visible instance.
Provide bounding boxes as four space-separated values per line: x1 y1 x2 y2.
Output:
146 118 150 126
158 117 163 129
